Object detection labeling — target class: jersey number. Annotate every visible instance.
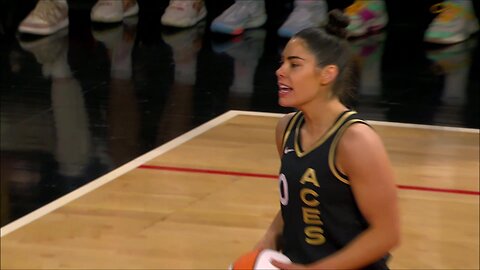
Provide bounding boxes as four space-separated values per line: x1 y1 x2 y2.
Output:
279 174 289 206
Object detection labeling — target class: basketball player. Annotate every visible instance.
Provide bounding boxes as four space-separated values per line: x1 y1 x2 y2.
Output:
255 10 401 270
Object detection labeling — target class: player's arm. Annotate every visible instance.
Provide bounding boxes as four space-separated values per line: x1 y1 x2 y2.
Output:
254 113 295 251
309 123 401 269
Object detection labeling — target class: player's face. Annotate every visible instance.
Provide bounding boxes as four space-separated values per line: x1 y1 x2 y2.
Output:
276 38 324 108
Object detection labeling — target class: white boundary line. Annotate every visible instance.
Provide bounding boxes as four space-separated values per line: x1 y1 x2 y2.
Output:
235 110 479 134
2 110 478 237
0 110 241 237
367 120 479 133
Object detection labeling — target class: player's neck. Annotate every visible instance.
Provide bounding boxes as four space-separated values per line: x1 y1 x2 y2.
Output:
300 99 348 136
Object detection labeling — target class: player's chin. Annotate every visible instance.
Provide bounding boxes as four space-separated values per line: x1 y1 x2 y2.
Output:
278 97 294 108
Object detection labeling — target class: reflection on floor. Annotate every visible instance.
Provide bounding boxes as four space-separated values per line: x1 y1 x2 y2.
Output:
1 1 479 228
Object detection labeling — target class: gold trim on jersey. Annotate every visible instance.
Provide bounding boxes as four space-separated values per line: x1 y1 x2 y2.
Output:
328 119 370 185
282 112 302 151
294 111 357 158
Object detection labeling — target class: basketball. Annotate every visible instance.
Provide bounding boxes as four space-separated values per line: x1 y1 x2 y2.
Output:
229 249 292 270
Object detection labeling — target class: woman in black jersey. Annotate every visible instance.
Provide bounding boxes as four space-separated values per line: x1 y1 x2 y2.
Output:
255 10 400 270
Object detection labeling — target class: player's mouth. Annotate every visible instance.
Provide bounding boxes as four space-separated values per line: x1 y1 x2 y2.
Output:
278 83 293 97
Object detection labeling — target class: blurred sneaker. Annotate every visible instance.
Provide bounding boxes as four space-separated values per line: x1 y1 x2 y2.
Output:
427 38 476 108
427 37 477 73
92 24 123 51
161 0 206 28
350 32 385 66
212 29 266 97
91 0 139 23
345 0 388 37
424 1 479 44
210 0 267 35
18 0 69 35
349 32 386 97
162 22 205 84
18 28 70 78
212 28 265 59
278 0 328 38
93 19 138 79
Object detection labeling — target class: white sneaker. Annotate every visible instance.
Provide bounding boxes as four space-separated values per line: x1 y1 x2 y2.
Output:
210 0 267 35
163 22 205 84
18 0 69 35
18 28 70 78
91 0 139 23
212 29 266 97
161 0 207 28
278 0 328 38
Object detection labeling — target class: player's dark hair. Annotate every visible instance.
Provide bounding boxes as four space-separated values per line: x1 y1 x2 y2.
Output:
293 9 358 106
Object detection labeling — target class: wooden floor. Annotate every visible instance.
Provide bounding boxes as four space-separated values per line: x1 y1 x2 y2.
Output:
1 111 479 269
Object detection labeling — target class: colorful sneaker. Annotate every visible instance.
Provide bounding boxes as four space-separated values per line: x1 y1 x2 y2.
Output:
427 38 476 109
161 0 206 28
18 0 69 35
349 32 386 97
210 0 267 35
91 0 139 23
424 1 479 44
345 0 388 37
427 37 477 74
278 0 328 38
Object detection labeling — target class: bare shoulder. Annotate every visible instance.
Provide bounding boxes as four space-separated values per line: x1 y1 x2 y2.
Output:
276 112 296 136
339 122 384 151
336 122 392 176
275 112 296 156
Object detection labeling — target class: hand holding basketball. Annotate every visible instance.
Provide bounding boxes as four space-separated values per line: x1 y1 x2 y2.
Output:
270 259 306 270
229 249 292 270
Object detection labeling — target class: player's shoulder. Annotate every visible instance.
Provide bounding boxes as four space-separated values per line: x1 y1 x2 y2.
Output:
275 112 299 153
276 112 296 132
340 121 383 152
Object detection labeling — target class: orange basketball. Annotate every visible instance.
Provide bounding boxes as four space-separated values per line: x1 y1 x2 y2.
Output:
229 249 292 270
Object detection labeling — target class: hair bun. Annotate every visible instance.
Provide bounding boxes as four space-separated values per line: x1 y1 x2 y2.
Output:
325 9 350 39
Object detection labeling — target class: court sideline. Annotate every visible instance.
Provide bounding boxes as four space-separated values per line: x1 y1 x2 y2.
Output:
1 110 479 269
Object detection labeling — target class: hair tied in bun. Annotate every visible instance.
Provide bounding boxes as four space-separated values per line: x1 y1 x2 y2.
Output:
325 9 350 39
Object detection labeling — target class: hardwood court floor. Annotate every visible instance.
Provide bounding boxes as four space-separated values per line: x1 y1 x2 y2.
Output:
1 111 479 269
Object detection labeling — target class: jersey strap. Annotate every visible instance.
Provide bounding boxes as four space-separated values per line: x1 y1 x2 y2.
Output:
294 111 356 158
328 119 371 185
281 111 302 152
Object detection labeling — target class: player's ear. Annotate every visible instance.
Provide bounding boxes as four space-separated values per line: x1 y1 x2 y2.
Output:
320 65 338 85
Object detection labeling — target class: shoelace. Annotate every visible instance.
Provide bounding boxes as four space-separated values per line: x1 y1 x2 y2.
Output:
430 2 463 23
31 0 65 22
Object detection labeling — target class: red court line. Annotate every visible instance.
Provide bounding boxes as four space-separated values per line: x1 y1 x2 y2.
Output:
138 165 480 196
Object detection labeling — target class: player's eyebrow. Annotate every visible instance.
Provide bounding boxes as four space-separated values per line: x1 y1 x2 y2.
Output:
286 56 306 61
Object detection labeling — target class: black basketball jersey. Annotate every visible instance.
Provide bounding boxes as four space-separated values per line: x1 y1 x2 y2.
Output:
278 110 389 270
